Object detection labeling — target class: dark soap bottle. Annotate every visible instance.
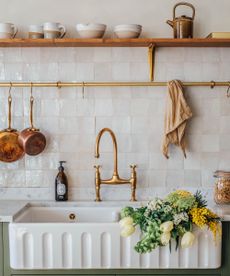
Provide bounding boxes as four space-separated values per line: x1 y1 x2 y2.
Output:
55 161 68 201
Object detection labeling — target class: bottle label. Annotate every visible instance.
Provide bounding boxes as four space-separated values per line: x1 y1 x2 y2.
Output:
57 183 66 196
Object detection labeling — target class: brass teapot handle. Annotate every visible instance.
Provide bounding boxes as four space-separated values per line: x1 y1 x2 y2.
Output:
173 2 195 20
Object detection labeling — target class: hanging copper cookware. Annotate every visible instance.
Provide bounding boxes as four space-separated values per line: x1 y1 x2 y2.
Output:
166 2 195 38
0 86 24 162
18 85 46 156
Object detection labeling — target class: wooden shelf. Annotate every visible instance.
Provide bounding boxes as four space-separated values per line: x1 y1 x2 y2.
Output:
1 38 230 47
1 38 229 82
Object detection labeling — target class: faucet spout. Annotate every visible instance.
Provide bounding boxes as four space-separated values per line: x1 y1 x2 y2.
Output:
95 128 118 176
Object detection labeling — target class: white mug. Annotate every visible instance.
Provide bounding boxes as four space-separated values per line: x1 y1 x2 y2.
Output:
0 23 17 38
28 25 44 39
43 22 66 38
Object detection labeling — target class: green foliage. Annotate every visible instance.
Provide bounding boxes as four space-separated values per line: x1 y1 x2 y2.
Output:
132 207 148 231
120 206 134 219
166 192 197 211
176 196 197 211
120 190 213 254
135 221 162 253
194 190 207 208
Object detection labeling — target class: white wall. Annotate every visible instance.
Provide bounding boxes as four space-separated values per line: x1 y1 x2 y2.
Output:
0 0 230 201
1 0 230 38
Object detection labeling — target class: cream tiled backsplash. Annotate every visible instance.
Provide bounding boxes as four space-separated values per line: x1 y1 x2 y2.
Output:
0 47 229 201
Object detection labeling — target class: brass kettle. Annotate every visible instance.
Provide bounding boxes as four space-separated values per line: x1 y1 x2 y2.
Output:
167 2 195 38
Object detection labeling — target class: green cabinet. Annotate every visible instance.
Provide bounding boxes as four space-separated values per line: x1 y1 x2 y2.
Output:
0 223 3 276
221 222 230 276
8 274 222 276
115 273 220 276
2 222 230 276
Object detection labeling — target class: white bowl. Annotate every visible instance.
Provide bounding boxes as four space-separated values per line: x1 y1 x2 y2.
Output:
114 24 142 31
115 24 142 30
114 30 141 39
113 24 142 38
76 23 106 38
114 27 142 33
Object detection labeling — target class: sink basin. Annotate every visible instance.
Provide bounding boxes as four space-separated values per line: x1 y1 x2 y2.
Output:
13 206 120 223
9 203 222 270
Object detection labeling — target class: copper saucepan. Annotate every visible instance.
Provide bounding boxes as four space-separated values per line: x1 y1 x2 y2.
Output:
18 86 46 156
0 87 24 162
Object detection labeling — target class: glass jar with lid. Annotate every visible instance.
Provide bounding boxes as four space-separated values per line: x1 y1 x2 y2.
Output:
214 170 230 204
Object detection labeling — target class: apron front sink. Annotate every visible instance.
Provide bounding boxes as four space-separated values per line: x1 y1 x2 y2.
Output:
9 204 222 270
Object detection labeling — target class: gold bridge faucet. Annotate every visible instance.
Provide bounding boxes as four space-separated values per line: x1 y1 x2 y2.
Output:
94 128 137 202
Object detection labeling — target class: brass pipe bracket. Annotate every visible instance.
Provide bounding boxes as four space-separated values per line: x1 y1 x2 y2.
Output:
210 80 216 89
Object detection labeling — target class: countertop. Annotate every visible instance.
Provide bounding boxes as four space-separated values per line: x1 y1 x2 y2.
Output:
0 200 230 222
0 201 29 222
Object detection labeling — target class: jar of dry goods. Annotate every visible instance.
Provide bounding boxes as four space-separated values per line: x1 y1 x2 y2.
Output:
214 170 230 204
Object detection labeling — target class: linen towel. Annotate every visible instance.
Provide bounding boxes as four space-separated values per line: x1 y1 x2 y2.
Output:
162 80 193 158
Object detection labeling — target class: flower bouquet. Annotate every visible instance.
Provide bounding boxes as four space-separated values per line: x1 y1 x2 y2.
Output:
119 190 221 254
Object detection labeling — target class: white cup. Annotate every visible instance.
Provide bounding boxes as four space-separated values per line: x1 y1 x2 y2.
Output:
28 25 44 39
43 22 66 38
0 23 17 38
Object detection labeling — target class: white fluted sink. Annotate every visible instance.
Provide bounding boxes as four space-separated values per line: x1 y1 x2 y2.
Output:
9 203 222 270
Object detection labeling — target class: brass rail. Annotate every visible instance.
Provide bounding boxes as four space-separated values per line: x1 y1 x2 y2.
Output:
0 81 229 88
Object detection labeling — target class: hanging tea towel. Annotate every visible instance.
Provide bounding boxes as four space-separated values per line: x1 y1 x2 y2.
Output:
162 80 193 158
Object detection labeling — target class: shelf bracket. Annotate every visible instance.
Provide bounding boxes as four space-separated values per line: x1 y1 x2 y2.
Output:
148 43 156 82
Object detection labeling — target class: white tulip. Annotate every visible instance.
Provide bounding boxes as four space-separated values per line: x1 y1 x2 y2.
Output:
160 221 174 233
160 232 171 245
120 225 135 237
119 216 133 228
181 232 195 248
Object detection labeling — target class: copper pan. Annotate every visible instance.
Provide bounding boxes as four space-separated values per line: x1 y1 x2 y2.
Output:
0 86 24 162
18 85 46 156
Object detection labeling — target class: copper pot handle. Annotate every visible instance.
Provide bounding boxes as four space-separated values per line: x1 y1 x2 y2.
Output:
6 84 14 132
173 2 195 20
7 94 12 130
29 95 35 130
29 83 39 131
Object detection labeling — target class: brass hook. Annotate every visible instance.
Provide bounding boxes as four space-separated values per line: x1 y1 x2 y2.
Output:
8 82 12 97
210 80 215 89
227 82 230 98
82 81 85 99
30 82 34 98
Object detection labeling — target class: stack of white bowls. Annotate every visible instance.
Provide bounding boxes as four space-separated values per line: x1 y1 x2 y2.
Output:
76 23 106 38
114 24 142 38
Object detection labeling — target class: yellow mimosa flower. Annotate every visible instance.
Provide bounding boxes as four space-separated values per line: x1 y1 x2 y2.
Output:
175 190 192 197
